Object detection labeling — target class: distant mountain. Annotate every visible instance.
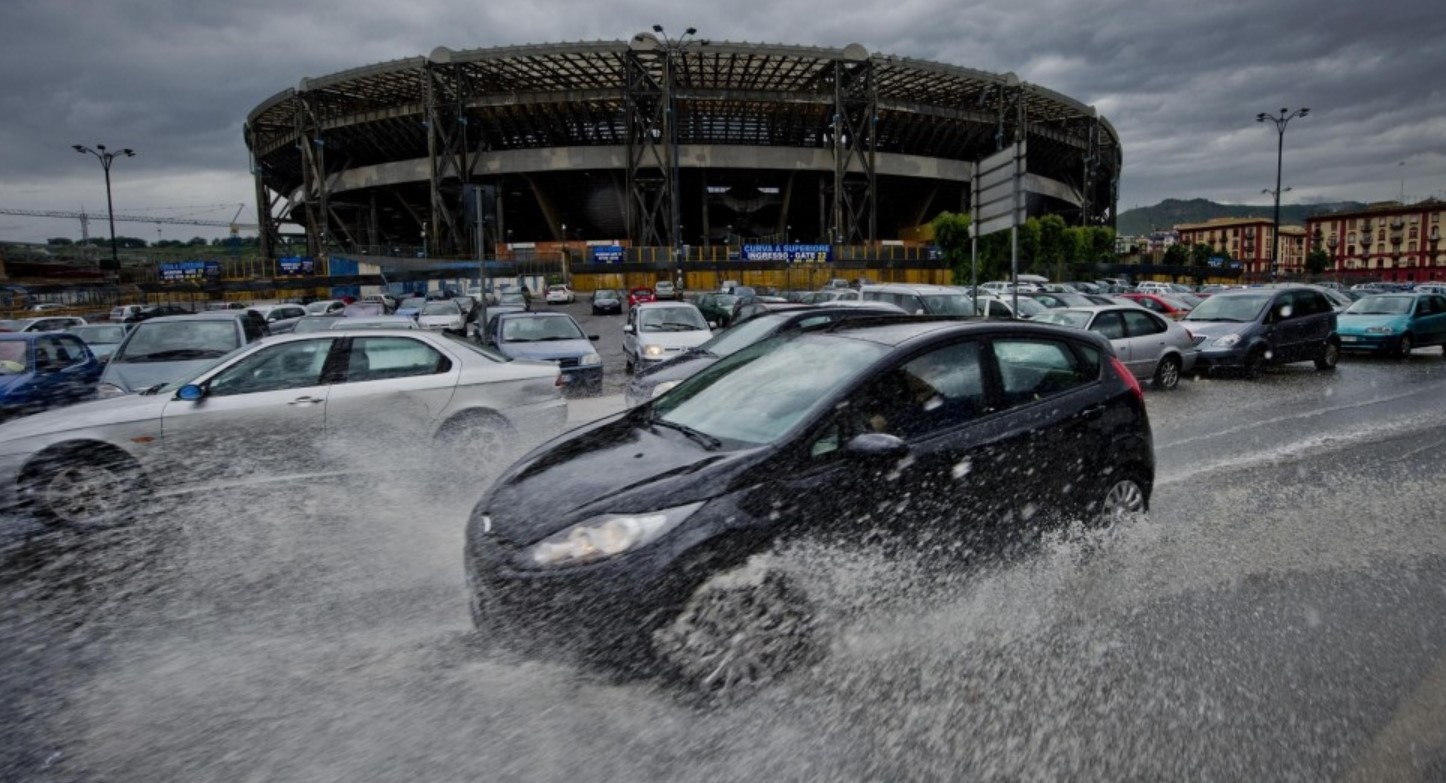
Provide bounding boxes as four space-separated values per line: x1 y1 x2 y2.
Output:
1116 198 1368 236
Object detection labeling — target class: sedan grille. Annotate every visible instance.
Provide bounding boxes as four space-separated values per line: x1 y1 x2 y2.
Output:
557 357 580 369
1192 335 1208 346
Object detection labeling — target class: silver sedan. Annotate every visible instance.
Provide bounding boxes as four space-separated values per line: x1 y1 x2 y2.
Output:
0 329 567 526
1032 305 1199 390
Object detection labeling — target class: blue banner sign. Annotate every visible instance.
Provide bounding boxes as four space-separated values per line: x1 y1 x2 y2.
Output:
159 260 220 282
591 245 625 264
1208 256 1225 268
741 244 832 263
278 256 315 276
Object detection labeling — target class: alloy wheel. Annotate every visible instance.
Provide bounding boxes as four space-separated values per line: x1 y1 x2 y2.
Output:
41 460 129 528
1101 477 1146 524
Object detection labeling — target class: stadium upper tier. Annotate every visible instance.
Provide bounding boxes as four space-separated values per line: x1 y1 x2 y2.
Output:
245 37 1121 257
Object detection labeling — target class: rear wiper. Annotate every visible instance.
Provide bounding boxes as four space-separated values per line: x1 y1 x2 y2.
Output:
648 413 722 451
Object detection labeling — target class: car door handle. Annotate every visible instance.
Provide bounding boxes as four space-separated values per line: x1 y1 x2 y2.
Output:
1081 404 1107 420
288 396 323 406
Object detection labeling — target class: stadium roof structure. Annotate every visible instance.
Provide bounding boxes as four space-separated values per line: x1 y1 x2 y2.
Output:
246 38 1121 261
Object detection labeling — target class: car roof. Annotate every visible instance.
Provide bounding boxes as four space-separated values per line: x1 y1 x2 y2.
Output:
496 311 572 319
633 300 698 309
134 312 250 324
861 283 965 294
822 316 1100 348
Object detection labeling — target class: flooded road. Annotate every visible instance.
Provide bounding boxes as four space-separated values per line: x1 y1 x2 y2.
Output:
7 351 1446 780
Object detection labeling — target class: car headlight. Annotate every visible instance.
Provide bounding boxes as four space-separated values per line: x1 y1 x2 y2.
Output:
643 344 666 358
651 380 681 398
1364 326 1396 334
96 383 128 399
580 352 602 367
525 502 704 568
1212 333 1242 348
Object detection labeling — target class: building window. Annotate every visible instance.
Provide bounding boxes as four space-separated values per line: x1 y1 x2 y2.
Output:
1410 227 1419 239
1348 232 1356 243
1410 242 1418 252
1433 212 1440 224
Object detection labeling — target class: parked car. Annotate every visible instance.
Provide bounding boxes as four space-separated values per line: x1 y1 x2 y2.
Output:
653 281 678 300
252 304 309 334
291 315 345 333
65 324 131 362
97 312 268 397
1183 286 1340 378
0 316 89 334
342 302 386 319
327 316 419 331
591 289 623 315
394 297 429 319
305 300 347 316
481 312 602 395
862 283 978 315
627 287 657 309
1336 292 1446 357
624 302 905 407
0 329 568 526
1119 293 1194 320
622 301 714 372
138 304 194 322
545 285 576 305
465 318 1154 692
362 293 398 313
694 293 740 328
1032 305 1199 390
0 333 103 422
970 293 1051 320
110 305 146 323
1026 292 1099 309
496 291 531 312
417 300 467 335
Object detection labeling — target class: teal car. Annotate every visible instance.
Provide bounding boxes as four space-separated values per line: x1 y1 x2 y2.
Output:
1337 293 1446 357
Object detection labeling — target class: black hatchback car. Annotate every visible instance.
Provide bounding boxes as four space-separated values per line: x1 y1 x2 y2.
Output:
465 319 1154 692
1183 285 1340 377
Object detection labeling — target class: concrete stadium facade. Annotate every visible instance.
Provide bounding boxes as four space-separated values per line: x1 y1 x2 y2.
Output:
244 37 1122 261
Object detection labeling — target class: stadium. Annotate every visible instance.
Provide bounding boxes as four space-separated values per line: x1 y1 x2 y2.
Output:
244 35 1121 277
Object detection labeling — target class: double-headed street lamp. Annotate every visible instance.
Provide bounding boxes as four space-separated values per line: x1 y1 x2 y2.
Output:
1256 108 1308 280
72 144 136 276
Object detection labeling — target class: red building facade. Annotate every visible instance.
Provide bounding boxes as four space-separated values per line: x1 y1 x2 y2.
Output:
1307 200 1446 283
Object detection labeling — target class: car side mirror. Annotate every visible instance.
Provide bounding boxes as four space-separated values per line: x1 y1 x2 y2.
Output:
846 432 910 459
176 383 206 402
623 324 635 334
588 334 600 341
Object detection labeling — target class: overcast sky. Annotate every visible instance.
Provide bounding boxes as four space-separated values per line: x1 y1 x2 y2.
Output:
1 0 1442 243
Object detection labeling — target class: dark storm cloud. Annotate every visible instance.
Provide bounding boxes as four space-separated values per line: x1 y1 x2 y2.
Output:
1 0 1442 242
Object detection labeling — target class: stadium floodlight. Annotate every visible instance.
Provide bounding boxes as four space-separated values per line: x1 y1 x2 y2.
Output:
73 143 137 277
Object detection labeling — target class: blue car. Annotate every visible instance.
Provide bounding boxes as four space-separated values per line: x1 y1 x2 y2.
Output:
0 332 103 422
482 311 602 395
1337 292 1446 357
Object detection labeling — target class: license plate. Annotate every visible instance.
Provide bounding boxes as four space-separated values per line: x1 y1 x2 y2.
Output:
1341 335 1358 343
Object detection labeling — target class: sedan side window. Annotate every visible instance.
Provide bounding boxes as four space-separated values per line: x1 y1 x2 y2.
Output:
207 339 336 397
845 341 987 441
345 337 450 382
1122 310 1166 337
1091 311 1126 340
993 339 1090 407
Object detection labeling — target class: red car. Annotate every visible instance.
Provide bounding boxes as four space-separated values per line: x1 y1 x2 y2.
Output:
1120 292 1193 320
627 287 656 309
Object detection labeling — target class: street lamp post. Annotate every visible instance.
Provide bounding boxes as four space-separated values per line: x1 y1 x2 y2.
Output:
72 143 135 276
1256 107 1309 281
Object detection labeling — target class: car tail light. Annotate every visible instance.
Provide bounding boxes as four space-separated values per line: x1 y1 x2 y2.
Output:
1110 355 1144 402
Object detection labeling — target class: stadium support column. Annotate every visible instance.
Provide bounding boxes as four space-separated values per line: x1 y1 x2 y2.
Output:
245 124 284 260
624 47 671 253
425 60 471 258
828 45 877 248
296 91 329 260
1079 109 1100 227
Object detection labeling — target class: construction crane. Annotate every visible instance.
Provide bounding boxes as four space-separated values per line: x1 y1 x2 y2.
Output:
0 205 260 238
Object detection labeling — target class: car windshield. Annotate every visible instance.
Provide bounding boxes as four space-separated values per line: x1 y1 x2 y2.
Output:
594 290 618 299
1032 310 1092 328
919 294 978 315
1184 294 1271 322
1013 298 1049 317
69 325 127 344
421 302 458 316
499 293 526 305
1345 295 1413 315
0 341 29 372
639 306 708 332
501 316 584 342
399 297 428 310
304 301 339 314
652 334 889 446
696 313 789 356
114 320 239 362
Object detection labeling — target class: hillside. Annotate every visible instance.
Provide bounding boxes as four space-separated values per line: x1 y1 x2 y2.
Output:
1117 198 1367 236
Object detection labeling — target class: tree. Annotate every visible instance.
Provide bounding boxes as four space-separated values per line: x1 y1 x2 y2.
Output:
46 237 73 246
188 236 208 246
1306 249 1331 277
1036 214 1068 277
1189 243 1215 285
1163 244 1190 268
929 211 973 286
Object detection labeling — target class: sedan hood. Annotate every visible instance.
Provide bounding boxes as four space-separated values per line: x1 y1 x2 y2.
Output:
1336 314 1407 335
1180 320 1249 340
482 412 767 546
0 392 168 446
102 359 213 393
500 339 597 362
633 329 713 351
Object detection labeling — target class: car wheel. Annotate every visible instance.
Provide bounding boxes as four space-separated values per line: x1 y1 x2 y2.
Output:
1397 333 1414 360
1152 355 1182 390
652 570 815 698
1098 472 1148 526
25 451 142 529
439 411 516 467
1243 346 1267 379
1315 340 1341 371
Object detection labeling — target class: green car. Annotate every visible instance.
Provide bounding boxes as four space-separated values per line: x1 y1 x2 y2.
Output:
693 292 739 328
1337 293 1446 357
